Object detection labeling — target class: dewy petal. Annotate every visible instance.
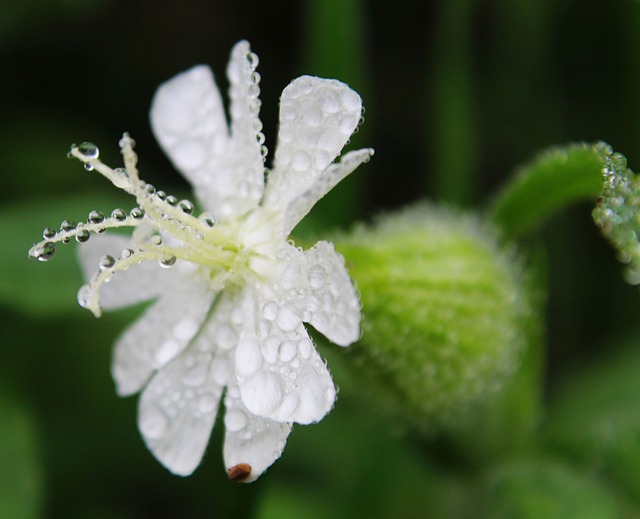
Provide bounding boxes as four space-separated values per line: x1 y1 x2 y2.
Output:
263 76 362 214
77 234 172 310
281 148 374 235
302 241 361 346
112 270 215 396
235 284 337 425
137 344 227 476
223 381 292 482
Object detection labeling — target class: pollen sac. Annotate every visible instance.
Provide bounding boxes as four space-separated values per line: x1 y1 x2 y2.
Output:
227 463 252 482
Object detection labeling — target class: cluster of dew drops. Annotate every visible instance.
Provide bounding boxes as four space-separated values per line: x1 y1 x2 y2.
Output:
30 141 213 273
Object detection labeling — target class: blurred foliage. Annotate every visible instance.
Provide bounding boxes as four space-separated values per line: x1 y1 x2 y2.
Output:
3 0 640 517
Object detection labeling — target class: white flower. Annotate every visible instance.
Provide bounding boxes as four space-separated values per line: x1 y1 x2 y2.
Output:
29 40 372 482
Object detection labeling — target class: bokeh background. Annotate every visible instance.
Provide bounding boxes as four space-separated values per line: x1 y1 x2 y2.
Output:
3 0 640 517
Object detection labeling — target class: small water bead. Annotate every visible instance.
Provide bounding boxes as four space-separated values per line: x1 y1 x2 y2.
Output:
75 229 90 243
159 254 176 268
77 142 99 160
121 248 134 259
156 190 167 201
260 145 268 158
77 284 89 307
151 235 163 246
60 219 76 232
166 195 178 207
178 200 194 214
99 255 116 270
199 213 215 227
130 207 145 219
42 227 56 240
83 163 95 172
87 210 105 225
256 132 266 145
111 208 127 221
33 242 56 262
144 183 156 196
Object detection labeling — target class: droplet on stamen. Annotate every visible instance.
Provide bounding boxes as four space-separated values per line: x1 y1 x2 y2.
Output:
88 210 105 225
166 195 178 207
42 227 56 240
199 213 215 227
130 207 145 219
99 255 116 270
121 248 134 259
156 191 167 201
60 220 77 233
159 254 176 268
151 235 163 246
111 208 127 221
75 229 90 243
178 200 194 215
144 184 156 195
77 142 100 160
32 242 56 262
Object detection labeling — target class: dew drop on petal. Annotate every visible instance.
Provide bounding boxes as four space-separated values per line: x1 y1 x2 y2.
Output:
236 339 263 376
276 304 299 331
262 302 278 320
242 371 284 415
199 213 215 227
197 393 218 415
298 338 312 359
139 406 169 440
278 341 297 362
224 409 248 432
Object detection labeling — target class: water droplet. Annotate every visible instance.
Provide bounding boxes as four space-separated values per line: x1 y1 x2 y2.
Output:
151 235 163 246
121 248 134 259
87 210 105 225
77 142 99 160
75 229 90 243
256 132 265 145
236 339 263 376
144 183 156 195
278 341 297 362
83 163 94 171
197 393 219 415
60 219 76 232
166 195 178 206
77 284 89 307
156 190 167 201
99 255 115 270
42 227 56 240
111 208 127 221
179 200 194 214
260 145 268 158
139 406 168 440
199 213 215 227
159 254 176 268
224 409 248 432
242 371 284 415
130 207 145 219
33 242 56 262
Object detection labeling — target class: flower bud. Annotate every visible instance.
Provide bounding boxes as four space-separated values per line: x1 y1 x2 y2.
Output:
334 203 533 431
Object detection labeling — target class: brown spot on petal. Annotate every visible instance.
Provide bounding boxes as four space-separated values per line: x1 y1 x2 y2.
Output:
227 463 252 482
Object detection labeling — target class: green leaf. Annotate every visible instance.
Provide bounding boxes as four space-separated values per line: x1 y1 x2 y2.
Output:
489 142 604 240
0 191 130 315
545 331 640 503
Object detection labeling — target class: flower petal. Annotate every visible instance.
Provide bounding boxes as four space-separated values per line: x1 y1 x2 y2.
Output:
302 241 361 346
77 234 174 310
282 148 374 235
235 286 337 424
137 346 227 476
150 65 229 211
223 381 292 482
263 76 362 214
112 270 215 396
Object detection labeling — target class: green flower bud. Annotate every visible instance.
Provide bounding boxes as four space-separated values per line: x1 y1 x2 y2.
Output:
334 203 533 431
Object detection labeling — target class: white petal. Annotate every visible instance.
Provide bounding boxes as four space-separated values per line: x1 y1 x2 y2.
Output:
282 148 374 235
112 271 215 396
263 76 362 213
223 382 292 482
77 234 171 309
150 65 229 203
303 241 361 346
137 346 227 476
235 286 337 424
